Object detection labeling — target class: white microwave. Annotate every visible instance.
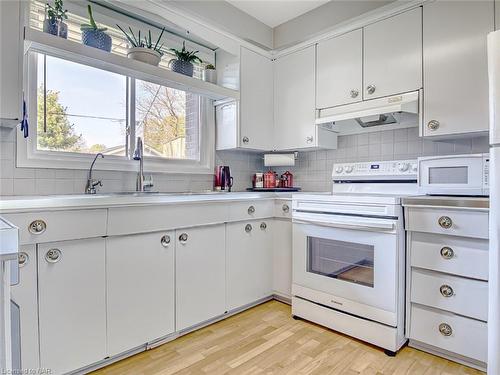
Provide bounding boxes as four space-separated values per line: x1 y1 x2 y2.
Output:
418 154 489 196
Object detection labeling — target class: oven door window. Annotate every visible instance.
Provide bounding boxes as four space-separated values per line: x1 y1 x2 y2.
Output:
307 237 374 288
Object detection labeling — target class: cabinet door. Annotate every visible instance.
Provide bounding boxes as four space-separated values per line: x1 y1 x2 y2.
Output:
0 0 23 122
10 245 39 371
176 225 226 331
423 1 493 137
272 219 292 299
364 8 422 100
274 46 316 150
226 220 273 310
106 231 175 356
38 239 106 374
240 47 273 150
316 29 363 109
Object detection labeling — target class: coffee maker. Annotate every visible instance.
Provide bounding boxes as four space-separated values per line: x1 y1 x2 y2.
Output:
215 166 233 192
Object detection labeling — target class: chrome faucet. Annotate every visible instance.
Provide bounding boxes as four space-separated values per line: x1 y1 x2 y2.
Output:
85 153 104 194
133 137 153 192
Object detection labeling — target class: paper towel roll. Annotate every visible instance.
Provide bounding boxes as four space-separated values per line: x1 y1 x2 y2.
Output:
264 153 295 167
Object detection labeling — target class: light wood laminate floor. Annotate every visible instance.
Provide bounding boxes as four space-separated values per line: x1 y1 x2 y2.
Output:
93 300 484 375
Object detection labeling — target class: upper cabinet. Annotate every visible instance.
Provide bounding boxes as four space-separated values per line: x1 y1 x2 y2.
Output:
316 29 363 109
363 7 422 100
0 0 23 124
422 1 493 137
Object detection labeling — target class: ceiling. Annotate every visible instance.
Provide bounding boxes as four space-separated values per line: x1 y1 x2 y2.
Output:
226 0 330 28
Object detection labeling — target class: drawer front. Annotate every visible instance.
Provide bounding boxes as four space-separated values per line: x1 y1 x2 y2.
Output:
3 209 107 245
411 269 488 321
410 305 487 363
228 201 274 221
406 207 488 239
274 200 292 219
410 232 488 280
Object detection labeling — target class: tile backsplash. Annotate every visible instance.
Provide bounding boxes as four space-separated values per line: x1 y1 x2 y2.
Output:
0 126 490 196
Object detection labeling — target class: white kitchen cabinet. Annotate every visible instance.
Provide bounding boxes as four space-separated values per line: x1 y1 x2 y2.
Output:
272 218 292 299
176 225 226 331
10 245 39 371
226 220 273 310
316 29 363 109
216 47 273 151
363 7 422 100
38 238 106 374
0 0 23 124
106 231 175 356
422 1 493 137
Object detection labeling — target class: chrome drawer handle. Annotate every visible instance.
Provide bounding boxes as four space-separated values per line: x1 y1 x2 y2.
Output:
350 89 359 98
440 246 454 259
248 205 255 215
440 284 454 297
438 216 453 229
366 84 376 95
427 120 440 131
439 323 453 337
179 233 188 243
45 249 61 263
18 252 29 267
260 222 267 230
28 220 46 234
160 235 171 247
242 136 249 144
245 224 252 233
282 204 290 213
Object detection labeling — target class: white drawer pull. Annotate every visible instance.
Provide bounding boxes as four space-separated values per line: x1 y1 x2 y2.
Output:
440 284 454 297
440 246 454 260
438 216 453 229
28 219 46 234
439 323 453 336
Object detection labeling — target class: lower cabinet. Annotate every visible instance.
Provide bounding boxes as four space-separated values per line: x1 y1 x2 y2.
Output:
226 220 273 310
37 238 106 375
272 219 292 299
176 225 226 331
106 231 175 356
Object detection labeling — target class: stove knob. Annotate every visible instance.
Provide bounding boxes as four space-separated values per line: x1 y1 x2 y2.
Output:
345 166 353 174
397 162 409 172
335 166 343 173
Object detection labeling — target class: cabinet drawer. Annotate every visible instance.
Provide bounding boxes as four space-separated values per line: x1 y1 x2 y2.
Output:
228 201 274 221
410 232 488 280
406 207 488 239
274 200 292 219
410 305 487 363
411 269 488 321
3 209 107 245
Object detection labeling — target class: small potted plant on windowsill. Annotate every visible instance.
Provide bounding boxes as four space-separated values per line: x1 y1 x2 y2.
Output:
44 0 68 39
80 5 112 52
117 25 166 66
169 41 202 77
202 64 217 84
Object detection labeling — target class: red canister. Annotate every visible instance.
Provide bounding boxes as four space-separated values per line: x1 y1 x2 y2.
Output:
282 171 294 188
263 170 276 188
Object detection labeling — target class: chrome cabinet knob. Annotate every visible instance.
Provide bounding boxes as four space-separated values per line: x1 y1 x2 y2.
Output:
306 136 314 143
242 136 249 144
18 252 29 267
366 85 376 95
45 248 61 263
350 89 359 98
440 246 454 260
260 222 267 230
439 323 453 337
245 224 252 233
282 204 290 213
427 120 440 131
179 233 188 243
248 205 255 214
28 219 46 234
160 235 171 247
440 284 454 297
438 216 453 229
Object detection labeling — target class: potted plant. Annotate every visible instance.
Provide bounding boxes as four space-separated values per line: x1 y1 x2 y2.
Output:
169 41 202 77
117 25 165 66
202 64 217 84
80 5 112 52
44 0 68 39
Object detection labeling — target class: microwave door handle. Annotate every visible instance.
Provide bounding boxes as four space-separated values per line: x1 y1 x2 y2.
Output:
293 218 394 231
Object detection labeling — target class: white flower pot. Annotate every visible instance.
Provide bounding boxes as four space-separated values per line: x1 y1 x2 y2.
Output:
127 47 162 66
203 69 217 84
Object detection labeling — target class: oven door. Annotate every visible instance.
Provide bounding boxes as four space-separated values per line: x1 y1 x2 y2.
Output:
292 215 400 326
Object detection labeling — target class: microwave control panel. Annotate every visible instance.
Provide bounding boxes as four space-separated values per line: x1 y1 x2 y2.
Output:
332 159 418 180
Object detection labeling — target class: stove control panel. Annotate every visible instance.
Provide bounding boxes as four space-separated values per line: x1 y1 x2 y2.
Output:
332 159 418 180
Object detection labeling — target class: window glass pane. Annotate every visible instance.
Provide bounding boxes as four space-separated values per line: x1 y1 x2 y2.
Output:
135 80 200 160
36 53 127 155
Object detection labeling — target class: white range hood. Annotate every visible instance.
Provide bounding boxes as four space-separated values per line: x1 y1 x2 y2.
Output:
316 91 421 136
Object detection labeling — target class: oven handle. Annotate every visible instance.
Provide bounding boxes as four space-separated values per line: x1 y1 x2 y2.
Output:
293 217 395 232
